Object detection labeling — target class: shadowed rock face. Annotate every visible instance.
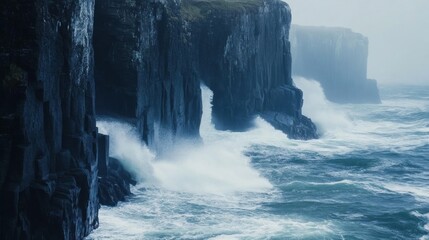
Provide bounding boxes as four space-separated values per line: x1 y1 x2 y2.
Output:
95 0 203 153
290 25 381 104
97 134 136 207
94 0 318 150
187 0 292 130
0 0 317 238
0 1 99 239
185 0 318 139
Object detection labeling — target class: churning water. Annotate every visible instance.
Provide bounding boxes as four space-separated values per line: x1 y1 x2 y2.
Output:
89 79 429 240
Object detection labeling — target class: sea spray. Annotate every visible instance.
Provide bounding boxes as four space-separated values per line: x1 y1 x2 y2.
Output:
293 77 353 134
97 121 156 183
90 83 429 240
96 86 272 194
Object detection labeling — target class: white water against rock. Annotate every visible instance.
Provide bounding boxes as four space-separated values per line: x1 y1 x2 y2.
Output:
90 80 429 239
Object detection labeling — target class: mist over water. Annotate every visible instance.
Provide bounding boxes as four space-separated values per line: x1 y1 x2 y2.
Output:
97 121 155 183
286 0 429 85
90 81 429 239
293 77 352 134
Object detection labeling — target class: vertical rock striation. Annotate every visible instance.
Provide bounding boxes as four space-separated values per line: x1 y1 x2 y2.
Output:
0 1 320 238
94 0 318 148
290 25 381 104
0 0 99 239
184 0 318 139
95 0 202 153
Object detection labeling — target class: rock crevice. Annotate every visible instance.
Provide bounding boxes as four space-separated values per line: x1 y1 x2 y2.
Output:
0 1 99 239
94 0 318 149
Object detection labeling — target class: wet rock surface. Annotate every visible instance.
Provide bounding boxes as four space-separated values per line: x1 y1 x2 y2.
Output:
94 0 318 147
94 0 203 153
97 134 136 207
0 0 99 239
0 1 318 239
98 157 136 207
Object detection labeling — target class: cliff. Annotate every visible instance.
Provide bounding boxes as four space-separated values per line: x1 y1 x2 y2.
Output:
94 0 318 149
290 25 381 104
0 0 317 238
0 0 99 239
94 0 203 153
185 0 317 139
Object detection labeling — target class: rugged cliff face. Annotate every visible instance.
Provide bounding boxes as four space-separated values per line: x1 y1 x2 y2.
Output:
95 0 203 153
0 0 317 238
185 0 317 139
0 1 99 239
95 0 318 149
290 25 381 104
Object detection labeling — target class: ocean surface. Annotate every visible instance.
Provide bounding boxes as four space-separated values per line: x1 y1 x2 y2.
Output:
89 78 429 240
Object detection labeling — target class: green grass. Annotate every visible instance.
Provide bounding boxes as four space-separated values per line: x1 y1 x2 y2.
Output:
181 0 265 20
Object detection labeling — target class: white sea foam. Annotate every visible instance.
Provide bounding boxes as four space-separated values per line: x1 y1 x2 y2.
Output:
97 121 155 183
290 77 429 154
382 183 429 202
152 143 272 194
294 77 353 134
97 86 273 195
411 211 429 240
286 179 355 186
91 82 428 239
91 188 341 240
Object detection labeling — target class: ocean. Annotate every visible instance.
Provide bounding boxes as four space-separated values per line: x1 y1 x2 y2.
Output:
89 78 429 240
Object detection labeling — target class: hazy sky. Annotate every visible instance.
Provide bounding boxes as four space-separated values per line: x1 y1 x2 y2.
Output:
286 0 429 85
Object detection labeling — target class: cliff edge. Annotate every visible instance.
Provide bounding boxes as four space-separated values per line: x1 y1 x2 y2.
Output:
94 0 318 152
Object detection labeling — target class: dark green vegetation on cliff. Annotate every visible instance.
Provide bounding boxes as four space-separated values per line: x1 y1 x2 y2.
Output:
181 0 264 20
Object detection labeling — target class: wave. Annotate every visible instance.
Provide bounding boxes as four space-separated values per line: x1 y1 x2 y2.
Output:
285 179 355 186
97 121 155 183
293 77 353 134
91 81 429 239
96 86 273 195
91 193 341 240
411 211 429 240
382 183 429 202
291 77 429 154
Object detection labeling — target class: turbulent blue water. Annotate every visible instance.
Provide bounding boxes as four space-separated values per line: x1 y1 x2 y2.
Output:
89 80 429 240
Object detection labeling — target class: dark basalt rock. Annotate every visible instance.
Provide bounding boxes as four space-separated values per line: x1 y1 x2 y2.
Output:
290 25 381 104
184 0 318 139
0 1 319 238
97 134 136 207
0 0 99 239
94 0 203 154
98 157 137 207
94 0 318 147
261 85 318 139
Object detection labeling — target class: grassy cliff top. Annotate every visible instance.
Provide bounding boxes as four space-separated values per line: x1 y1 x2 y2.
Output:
181 0 265 20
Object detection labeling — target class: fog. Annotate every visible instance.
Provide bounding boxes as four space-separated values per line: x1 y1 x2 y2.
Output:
286 0 429 85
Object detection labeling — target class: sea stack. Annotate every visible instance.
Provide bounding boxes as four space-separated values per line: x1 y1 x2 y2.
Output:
290 25 381 104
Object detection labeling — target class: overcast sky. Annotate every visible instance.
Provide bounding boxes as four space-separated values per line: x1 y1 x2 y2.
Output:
286 0 429 85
